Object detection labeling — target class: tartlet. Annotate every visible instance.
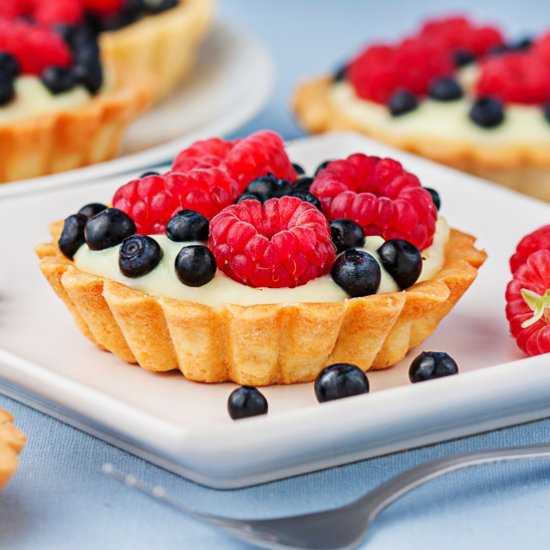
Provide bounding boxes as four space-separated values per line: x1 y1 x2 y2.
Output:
36 131 486 386
0 408 26 489
0 18 153 183
293 16 550 202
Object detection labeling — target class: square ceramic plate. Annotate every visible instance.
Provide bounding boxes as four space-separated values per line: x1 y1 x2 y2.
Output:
0 132 548 489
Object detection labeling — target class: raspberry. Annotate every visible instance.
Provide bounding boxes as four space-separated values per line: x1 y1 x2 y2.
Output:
419 15 504 57
0 19 72 74
348 38 454 103
32 0 84 27
112 170 240 234
209 196 336 288
310 154 437 250
476 53 550 105
82 0 124 17
510 225 550 273
533 33 550 64
505 249 550 356
171 131 297 192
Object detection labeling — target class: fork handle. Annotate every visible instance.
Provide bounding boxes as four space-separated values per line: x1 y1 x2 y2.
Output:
362 443 550 523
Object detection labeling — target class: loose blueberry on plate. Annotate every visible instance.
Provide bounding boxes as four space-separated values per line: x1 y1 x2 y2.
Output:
469 97 505 128
331 249 381 297
314 363 369 403
409 351 459 383
424 187 441 211
452 48 475 67
58 213 88 259
293 176 314 194
292 163 305 175
330 219 365 253
175 245 217 287
119 235 163 278
78 202 107 220
41 67 77 94
0 52 20 79
377 239 422 290
227 386 268 420
429 77 463 101
84 208 136 250
314 160 332 176
388 90 418 116
290 190 322 210
166 210 209 242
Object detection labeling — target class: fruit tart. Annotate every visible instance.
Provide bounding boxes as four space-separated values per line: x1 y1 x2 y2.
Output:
0 408 26 489
36 130 486 386
0 16 152 183
293 15 550 202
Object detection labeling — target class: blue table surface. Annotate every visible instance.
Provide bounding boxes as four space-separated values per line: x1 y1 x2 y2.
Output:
2 1 550 549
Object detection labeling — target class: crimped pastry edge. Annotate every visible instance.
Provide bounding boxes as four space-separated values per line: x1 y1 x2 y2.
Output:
292 77 550 202
100 0 214 101
0 409 26 490
0 75 153 183
36 225 486 385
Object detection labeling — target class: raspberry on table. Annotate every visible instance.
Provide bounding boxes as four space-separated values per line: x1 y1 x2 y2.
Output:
209 196 336 288
310 153 437 250
510 224 550 273
505 249 550 357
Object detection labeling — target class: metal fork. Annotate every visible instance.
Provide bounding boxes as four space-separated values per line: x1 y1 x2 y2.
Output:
103 443 550 550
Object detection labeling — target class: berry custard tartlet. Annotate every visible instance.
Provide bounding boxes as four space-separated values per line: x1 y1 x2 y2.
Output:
0 408 26 489
36 130 486 386
0 15 152 182
293 15 550 202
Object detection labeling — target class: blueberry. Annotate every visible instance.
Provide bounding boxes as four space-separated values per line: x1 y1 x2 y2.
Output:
293 176 314 194
429 77 463 101
73 59 103 94
143 0 178 13
452 48 475 67
469 97 505 128
41 67 77 94
331 249 381 297
0 80 15 106
487 44 510 57
100 6 139 31
236 193 261 203
119 235 162 278
84 208 136 251
244 174 290 201
424 187 441 211
166 210 209 242
512 36 533 51
140 170 160 177
314 160 332 176
543 103 550 124
175 245 217 287
388 90 418 116
377 239 422 290
332 64 348 82
58 213 88 259
330 219 365 253
0 52 20 79
409 351 459 383
53 23 77 43
314 363 369 403
290 190 322 210
292 162 305 175
227 386 268 420
78 202 107 220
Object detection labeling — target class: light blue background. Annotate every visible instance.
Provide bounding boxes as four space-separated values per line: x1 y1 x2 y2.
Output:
2 1 550 549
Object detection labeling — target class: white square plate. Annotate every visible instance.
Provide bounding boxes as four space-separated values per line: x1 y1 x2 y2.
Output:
0 132 549 488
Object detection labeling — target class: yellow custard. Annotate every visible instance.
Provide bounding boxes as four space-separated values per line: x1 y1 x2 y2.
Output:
73 218 450 307
0 76 92 126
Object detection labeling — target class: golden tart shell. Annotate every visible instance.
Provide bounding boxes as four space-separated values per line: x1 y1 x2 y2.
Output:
0 409 26 490
36 222 486 386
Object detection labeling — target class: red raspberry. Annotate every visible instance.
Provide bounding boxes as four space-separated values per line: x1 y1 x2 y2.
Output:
348 38 454 103
310 154 437 250
419 15 504 56
112 170 240 234
0 19 72 74
476 53 550 105
209 196 336 288
32 0 84 27
0 1 24 19
171 131 297 191
510 225 550 273
533 33 550 64
82 0 124 17
505 249 550 356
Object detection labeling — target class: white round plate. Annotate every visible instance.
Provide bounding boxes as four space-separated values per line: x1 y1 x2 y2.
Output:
0 22 273 199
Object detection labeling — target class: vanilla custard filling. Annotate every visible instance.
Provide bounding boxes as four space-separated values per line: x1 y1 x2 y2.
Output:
330 68 550 147
0 76 92 125
73 217 450 308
